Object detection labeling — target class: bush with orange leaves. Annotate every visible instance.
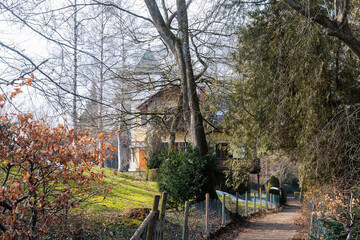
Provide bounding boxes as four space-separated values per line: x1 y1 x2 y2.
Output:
305 186 360 239
0 112 115 239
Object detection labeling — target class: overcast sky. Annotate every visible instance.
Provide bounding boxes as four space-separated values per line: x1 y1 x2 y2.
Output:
0 0 235 126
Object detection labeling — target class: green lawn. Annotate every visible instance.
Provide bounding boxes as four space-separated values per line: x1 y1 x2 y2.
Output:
0 166 158 239
78 167 159 214
70 167 159 239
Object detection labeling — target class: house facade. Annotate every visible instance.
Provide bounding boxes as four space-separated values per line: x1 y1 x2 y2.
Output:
128 85 234 171
126 47 233 171
127 47 167 171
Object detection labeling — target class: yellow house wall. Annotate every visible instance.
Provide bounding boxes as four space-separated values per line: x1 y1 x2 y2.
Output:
160 131 239 157
133 116 147 142
134 127 147 142
161 131 191 142
132 89 241 161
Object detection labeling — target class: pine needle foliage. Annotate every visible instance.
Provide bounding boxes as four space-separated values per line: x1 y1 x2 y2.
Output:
225 1 360 191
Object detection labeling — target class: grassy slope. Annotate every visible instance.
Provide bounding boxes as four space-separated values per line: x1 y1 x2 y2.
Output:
0 166 158 238
70 168 159 239
81 168 268 214
78 167 159 214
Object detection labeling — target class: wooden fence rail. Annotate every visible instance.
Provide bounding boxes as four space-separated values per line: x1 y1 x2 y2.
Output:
130 210 156 240
130 193 168 240
132 191 279 240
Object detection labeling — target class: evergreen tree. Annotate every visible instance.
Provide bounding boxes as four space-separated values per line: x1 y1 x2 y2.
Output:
225 2 360 190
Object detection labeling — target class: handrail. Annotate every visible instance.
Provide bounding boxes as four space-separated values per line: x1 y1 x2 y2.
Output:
130 210 156 240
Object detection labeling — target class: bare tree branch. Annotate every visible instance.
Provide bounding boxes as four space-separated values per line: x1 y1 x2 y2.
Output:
91 1 153 24
190 35 208 81
282 0 360 58
144 0 177 53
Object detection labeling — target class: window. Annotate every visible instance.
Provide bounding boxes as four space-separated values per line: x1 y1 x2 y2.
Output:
174 142 185 152
161 142 186 152
216 143 228 160
161 142 169 150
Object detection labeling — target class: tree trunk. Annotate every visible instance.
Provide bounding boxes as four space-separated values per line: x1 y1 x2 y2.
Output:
98 7 105 135
175 0 208 156
144 0 217 199
117 122 122 171
169 94 184 150
72 0 78 132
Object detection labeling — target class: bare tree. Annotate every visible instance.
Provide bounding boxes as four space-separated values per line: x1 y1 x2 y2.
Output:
142 0 222 198
73 0 79 131
144 0 206 153
0 0 236 180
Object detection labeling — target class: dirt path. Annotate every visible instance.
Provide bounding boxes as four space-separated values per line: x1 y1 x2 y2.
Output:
233 197 301 240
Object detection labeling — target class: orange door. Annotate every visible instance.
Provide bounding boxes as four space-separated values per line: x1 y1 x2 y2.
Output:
139 149 147 169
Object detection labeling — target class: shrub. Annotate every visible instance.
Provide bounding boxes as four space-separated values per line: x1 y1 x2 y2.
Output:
0 113 113 239
269 188 279 196
146 152 163 169
267 175 280 193
280 187 287 205
146 151 164 180
306 187 360 240
156 146 216 207
315 217 347 239
147 168 159 181
290 177 300 191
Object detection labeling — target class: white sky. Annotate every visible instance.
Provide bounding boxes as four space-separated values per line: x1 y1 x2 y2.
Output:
0 0 235 125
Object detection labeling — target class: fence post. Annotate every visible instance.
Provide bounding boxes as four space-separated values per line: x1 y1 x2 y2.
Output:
253 192 256 212
157 192 168 240
146 195 160 240
266 192 268 209
182 201 190 240
235 192 239 215
270 193 273 208
205 193 210 236
309 202 314 236
245 191 248 215
222 194 226 225
259 188 262 210
348 193 354 240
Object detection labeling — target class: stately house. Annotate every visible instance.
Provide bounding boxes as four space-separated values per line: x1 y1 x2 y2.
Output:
127 47 232 171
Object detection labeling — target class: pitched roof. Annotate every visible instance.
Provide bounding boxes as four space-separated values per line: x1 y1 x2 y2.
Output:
136 86 180 111
134 47 162 74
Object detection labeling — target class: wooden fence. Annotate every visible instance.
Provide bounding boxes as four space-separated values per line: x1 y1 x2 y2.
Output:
130 192 168 240
130 191 279 240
